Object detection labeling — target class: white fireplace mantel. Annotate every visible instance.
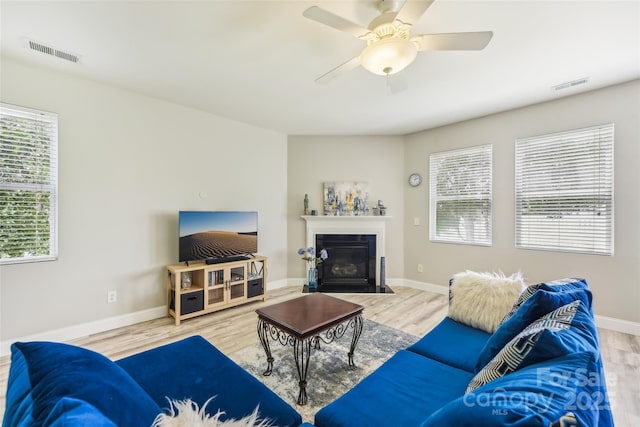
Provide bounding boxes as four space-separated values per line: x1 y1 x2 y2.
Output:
302 215 391 286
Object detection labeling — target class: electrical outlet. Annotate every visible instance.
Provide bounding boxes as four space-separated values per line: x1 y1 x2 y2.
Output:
107 290 117 304
417 264 424 273
414 217 420 226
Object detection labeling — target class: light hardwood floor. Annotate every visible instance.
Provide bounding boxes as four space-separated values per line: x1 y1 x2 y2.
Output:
1 286 638 425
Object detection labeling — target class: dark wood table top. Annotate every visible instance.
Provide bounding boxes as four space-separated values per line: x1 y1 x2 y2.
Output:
256 293 364 340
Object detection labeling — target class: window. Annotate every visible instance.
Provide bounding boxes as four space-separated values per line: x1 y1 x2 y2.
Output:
430 144 492 245
515 124 613 255
0 103 58 264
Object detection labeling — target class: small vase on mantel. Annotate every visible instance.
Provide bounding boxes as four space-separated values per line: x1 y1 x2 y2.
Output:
308 267 318 291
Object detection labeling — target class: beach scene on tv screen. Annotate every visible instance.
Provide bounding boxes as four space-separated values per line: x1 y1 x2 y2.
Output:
179 211 257 261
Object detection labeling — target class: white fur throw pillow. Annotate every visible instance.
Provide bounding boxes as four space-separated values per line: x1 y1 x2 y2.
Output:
448 270 525 333
152 397 276 427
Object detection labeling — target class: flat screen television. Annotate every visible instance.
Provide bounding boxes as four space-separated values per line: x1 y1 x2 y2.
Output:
179 211 258 263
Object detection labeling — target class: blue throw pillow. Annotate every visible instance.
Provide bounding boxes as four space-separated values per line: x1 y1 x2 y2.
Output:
500 278 590 323
4 341 161 426
475 286 593 372
421 352 601 427
467 300 598 393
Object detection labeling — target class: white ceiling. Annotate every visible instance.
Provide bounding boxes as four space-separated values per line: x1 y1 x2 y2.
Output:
1 1 639 136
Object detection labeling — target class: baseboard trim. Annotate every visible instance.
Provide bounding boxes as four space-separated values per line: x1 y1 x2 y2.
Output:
397 279 448 295
1 306 166 357
268 278 290 290
595 315 640 336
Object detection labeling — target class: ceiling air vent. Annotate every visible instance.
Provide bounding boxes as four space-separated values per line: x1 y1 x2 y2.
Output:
27 39 80 63
552 77 589 91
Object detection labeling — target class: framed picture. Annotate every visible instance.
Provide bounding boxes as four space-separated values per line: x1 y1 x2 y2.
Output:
323 181 369 216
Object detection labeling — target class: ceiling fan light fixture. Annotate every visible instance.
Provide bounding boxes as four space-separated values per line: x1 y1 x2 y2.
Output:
359 38 417 76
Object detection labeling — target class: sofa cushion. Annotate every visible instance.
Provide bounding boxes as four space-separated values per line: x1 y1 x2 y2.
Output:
3 341 161 427
448 271 525 333
467 300 598 392
475 286 593 372
116 335 302 427
314 350 474 427
407 317 491 373
501 278 590 323
421 352 602 427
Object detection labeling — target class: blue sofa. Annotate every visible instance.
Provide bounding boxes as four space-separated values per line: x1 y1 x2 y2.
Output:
314 278 614 427
2 335 304 426
2 278 614 427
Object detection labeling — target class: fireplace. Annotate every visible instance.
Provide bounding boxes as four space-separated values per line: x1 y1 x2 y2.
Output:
302 215 391 293
316 234 376 292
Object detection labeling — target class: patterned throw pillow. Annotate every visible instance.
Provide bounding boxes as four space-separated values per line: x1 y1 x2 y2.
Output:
500 278 589 323
474 286 593 372
466 299 598 393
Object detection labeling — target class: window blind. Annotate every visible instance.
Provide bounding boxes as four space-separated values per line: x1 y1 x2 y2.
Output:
515 124 614 255
429 144 492 245
0 103 58 264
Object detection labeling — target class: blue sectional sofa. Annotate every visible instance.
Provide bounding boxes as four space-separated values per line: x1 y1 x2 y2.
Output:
2 277 614 427
314 277 614 427
2 335 304 426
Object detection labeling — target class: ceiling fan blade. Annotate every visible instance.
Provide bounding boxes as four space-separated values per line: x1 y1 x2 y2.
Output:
416 31 493 51
315 56 361 84
387 71 408 94
303 6 370 39
394 0 435 25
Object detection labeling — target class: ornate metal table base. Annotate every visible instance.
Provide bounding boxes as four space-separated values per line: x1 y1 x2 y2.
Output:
257 315 364 405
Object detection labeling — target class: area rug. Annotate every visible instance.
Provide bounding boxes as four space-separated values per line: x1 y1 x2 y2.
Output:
229 319 419 423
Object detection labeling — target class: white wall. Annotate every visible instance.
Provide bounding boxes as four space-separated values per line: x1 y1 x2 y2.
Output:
287 136 405 282
0 57 289 347
404 80 640 324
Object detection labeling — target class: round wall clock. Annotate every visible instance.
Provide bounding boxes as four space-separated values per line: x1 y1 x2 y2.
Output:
408 173 422 187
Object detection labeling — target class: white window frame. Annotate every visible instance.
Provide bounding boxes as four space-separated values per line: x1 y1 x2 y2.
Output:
429 144 493 246
515 124 614 255
0 103 59 265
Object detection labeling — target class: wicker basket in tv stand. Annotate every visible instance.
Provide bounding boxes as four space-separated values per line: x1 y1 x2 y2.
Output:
167 256 267 325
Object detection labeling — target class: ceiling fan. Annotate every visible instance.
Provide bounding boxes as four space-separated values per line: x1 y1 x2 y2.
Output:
303 0 493 91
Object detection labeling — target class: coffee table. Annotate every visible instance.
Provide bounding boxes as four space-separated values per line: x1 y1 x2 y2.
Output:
255 293 364 405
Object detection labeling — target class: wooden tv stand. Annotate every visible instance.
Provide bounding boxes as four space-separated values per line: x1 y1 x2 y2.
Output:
167 256 267 325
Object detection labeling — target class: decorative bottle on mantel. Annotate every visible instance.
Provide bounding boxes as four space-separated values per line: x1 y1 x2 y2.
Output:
304 194 310 216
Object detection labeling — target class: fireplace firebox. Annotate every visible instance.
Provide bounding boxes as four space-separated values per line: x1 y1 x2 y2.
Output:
315 234 376 292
